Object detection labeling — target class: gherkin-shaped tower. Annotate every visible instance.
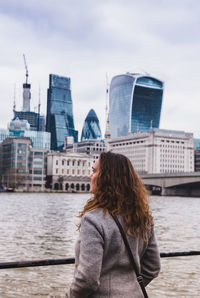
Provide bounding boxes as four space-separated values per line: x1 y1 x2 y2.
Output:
81 109 102 141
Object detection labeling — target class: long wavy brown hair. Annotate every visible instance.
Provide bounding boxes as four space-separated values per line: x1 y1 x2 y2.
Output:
78 151 153 239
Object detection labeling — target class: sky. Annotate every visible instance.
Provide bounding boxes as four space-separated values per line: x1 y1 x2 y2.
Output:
0 0 200 139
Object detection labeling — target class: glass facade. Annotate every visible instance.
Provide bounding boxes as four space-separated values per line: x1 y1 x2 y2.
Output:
0 128 50 150
0 137 47 190
109 73 164 138
81 109 102 141
14 111 39 131
46 74 78 151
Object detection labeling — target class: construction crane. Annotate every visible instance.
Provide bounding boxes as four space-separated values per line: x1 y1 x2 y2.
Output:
23 54 28 84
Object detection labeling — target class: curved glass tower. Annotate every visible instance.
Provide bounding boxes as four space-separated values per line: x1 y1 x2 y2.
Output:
46 74 78 151
109 73 164 138
81 109 102 141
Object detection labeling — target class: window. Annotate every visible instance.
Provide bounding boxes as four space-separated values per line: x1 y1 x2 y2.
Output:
34 152 43 156
33 177 42 181
34 170 42 174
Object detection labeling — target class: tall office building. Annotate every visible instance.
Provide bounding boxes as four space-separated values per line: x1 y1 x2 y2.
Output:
46 74 78 151
109 73 164 138
81 109 102 141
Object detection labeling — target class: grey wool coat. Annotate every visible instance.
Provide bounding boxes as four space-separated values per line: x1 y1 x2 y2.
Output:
66 208 160 298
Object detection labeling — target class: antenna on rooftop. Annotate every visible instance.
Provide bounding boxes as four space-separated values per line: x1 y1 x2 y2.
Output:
13 84 16 114
38 85 41 115
23 54 29 84
104 73 111 142
105 73 109 119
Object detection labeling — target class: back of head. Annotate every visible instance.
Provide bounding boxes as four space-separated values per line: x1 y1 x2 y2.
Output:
81 151 153 239
97 151 143 202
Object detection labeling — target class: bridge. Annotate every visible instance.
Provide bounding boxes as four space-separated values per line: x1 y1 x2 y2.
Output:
140 172 200 196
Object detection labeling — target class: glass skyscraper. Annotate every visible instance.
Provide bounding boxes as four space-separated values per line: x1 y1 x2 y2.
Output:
46 74 78 150
81 109 102 141
109 73 164 138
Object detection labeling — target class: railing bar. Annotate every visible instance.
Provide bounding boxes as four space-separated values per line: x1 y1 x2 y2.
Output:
0 251 200 269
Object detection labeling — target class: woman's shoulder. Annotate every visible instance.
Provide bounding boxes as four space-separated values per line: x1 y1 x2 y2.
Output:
82 208 105 219
82 208 111 225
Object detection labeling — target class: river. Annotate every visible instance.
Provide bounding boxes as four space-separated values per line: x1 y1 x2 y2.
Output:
0 193 199 297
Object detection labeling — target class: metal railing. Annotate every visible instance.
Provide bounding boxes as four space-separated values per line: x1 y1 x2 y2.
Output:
0 251 200 269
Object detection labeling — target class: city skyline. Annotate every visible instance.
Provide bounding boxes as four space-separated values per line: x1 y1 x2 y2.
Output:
1 1 200 137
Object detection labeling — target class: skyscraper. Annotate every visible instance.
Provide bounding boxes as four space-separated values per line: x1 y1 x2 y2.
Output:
46 74 78 150
109 73 164 138
81 109 102 141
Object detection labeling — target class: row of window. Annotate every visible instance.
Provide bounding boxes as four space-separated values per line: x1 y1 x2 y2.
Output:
160 155 185 159
160 140 185 144
160 169 186 173
160 144 185 149
112 140 145 147
160 165 185 169
55 168 90 175
54 183 90 191
56 160 90 167
160 159 185 163
160 150 193 156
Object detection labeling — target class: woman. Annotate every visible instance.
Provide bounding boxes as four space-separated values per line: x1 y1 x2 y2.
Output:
66 152 160 298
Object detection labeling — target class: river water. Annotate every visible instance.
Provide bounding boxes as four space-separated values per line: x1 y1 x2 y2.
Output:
0 193 199 297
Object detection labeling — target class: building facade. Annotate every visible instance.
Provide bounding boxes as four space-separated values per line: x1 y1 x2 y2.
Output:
46 74 78 151
65 139 106 163
0 137 47 191
14 111 39 131
109 73 164 138
46 152 92 192
81 109 102 141
108 129 194 174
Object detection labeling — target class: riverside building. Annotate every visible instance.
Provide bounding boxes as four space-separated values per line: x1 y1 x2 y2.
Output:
108 129 194 174
109 73 164 138
46 74 78 151
0 137 47 191
46 151 92 192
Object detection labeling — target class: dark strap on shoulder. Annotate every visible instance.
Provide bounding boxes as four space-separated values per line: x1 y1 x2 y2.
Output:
111 214 149 298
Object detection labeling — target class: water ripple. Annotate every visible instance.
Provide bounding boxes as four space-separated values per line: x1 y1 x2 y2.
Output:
0 193 199 297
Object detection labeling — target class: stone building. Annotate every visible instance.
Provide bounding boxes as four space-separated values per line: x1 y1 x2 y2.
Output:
46 151 92 192
108 129 194 174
